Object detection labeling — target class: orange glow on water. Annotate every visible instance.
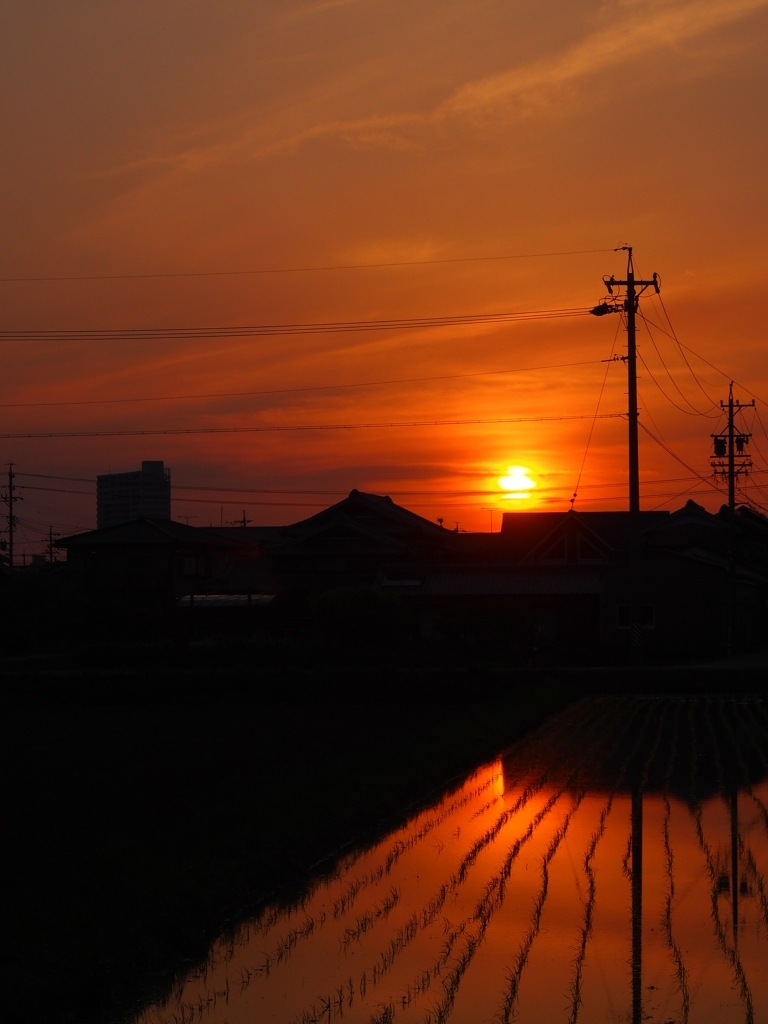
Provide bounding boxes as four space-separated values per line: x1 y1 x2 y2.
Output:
137 699 768 1024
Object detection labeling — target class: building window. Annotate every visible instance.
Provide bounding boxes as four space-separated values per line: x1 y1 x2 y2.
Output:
616 605 655 629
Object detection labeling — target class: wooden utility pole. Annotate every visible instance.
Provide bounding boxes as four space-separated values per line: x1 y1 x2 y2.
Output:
711 384 753 652
47 525 60 565
591 249 659 662
3 463 17 572
591 247 660 512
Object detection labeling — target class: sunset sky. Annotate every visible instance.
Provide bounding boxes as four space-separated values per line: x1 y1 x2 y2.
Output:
2 0 768 550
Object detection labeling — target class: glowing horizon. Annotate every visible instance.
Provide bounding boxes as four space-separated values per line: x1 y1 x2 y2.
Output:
1 1 767 551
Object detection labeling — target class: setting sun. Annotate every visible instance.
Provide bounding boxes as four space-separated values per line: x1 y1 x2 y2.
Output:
498 466 537 500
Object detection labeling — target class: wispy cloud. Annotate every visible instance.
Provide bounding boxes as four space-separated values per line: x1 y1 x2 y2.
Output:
93 0 768 198
287 0 368 19
439 0 768 120
237 0 768 157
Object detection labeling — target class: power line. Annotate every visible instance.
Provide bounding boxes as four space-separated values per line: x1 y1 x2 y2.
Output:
638 419 725 495
22 469 762 491
649 479 709 512
637 349 719 419
0 248 616 284
631 263 720 409
571 318 621 508
16 486 726 514
655 293 721 407
173 487 724 508
20 472 744 502
637 313 717 417
0 412 625 440
0 358 605 409
0 307 590 343
636 317 768 412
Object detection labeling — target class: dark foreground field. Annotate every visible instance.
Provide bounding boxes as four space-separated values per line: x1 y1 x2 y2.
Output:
5 658 767 1024
2 671 578 1024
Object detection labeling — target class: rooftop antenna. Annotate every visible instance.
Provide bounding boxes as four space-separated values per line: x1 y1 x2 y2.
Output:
481 507 501 532
228 510 253 528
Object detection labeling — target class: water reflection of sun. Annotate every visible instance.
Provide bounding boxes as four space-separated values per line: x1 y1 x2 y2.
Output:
498 465 536 501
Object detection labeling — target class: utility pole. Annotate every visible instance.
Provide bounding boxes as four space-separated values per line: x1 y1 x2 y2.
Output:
47 526 60 565
2 463 18 573
590 247 660 512
591 248 659 663
711 384 753 653
711 382 753 512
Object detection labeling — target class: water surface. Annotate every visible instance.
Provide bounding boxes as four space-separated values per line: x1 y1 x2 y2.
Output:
138 697 768 1024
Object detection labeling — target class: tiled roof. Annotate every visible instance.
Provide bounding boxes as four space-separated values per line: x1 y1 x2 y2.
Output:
291 489 446 537
499 510 670 559
57 518 245 548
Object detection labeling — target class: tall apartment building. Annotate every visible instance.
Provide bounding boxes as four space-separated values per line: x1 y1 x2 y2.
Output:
97 460 171 528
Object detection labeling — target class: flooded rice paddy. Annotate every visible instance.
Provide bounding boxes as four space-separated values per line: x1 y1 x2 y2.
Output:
139 697 768 1024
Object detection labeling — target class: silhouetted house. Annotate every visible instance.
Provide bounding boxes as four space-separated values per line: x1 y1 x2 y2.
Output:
57 518 261 616
246 488 451 592
97 461 171 528
372 501 768 654
56 491 768 654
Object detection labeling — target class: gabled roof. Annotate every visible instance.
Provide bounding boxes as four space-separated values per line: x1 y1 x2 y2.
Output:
57 518 245 548
500 509 670 561
277 510 413 556
288 489 446 539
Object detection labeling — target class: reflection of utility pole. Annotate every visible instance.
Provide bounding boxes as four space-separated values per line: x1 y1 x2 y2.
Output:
631 783 643 1024
592 248 659 666
730 786 739 947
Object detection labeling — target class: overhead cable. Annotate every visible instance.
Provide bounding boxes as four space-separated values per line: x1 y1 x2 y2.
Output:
571 317 621 508
638 420 725 494
0 357 604 409
0 412 624 440
0 248 616 284
637 351 720 419
655 293 721 407
0 307 590 343
20 469 760 493
638 314 718 417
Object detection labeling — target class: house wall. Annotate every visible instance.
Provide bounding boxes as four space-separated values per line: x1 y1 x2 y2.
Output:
600 554 731 656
